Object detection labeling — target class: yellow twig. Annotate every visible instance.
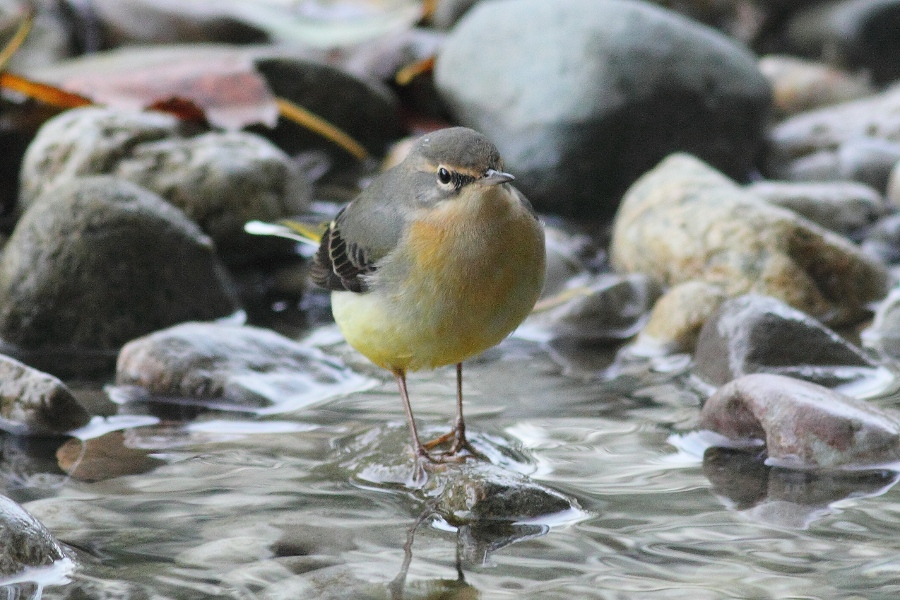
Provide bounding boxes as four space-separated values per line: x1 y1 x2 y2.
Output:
395 56 435 86
0 9 33 72
275 96 369 161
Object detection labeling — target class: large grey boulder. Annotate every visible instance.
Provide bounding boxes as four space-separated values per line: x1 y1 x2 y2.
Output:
0 176 240 374
435 0 771 217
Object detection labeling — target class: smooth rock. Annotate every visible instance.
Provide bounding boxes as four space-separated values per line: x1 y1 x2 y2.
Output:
861 212 900 264
429 0 482 29
0 177 239 374
19 107 309 256
435 0 771 217
768 86 900 190
0 355 89 435
862 287 900 360
115 322 370 411
634 281 728 354
699 373 900 468
610 154 889 327
343 424 579 525
523 273 661 343
758 54 875 117
0 494 68 577
785 0 900 85
18 107 182 207
112 131 310 255
782 139 900 193
886 160 900 206
252 55 403 164
694 294 884 391
746 180 885 235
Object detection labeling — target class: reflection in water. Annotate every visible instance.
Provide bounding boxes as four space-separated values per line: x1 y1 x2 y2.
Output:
703 447 900 528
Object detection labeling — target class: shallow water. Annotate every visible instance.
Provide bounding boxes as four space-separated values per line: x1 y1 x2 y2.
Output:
3 330 900 599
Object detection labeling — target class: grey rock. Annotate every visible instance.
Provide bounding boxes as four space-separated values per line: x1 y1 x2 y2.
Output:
112 131 310 255
523 273 661 343
786 0 900 85
0 493 68 577
435 0 771 217
19 107 310 257
768 86 900 191
252 56 403 163
0 176 239 374
115 322 370 410
19 107 183 207
343 424 579 525
0 355 89 435
758 54 875 118
429 0 482 29
610 153 889 327
700 373 900 468
746 180 885 235
782 139 900 192
861 212 900 264
694 294 884 390
863 287 900 360
885 159 900 206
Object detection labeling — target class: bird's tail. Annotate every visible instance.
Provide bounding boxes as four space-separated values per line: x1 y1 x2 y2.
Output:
243 219 327 246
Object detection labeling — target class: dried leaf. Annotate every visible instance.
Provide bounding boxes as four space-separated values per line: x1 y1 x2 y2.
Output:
0 72 93 109
276 96 369 161
146 97 210 126
27 47 280 130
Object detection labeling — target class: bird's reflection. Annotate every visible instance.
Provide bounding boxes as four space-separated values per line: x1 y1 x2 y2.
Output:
703 447 900 528
389 503 549 600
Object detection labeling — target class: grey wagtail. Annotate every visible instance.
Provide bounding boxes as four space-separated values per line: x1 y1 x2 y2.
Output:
248 127 546 462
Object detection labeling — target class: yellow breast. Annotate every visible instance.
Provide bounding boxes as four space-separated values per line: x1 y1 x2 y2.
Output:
330 185 545 373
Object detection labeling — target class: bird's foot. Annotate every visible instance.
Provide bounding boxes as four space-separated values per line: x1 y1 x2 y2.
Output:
421 429 486 463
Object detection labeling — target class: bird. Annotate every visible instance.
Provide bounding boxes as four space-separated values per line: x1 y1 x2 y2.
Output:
248 127 545 462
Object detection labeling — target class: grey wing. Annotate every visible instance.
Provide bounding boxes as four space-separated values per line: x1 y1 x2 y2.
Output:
309 208 377 292
309 175 408 293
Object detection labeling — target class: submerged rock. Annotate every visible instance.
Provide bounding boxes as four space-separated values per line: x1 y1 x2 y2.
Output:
694 294 886 391
435 0 770 216
699 373 900 468
0 176 239 375
0 493 69 577
115 322 370 411
0 355 89 435
342 424 579 525
610 153 889 327
56 431 164 482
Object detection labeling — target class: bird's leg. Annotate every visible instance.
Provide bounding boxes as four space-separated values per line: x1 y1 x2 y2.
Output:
448 362 468 454
394 369 430 460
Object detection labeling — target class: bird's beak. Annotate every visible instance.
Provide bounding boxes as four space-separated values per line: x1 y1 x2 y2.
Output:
481 169 515 186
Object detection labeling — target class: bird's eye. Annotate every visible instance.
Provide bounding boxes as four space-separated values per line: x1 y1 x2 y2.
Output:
437 167 453 185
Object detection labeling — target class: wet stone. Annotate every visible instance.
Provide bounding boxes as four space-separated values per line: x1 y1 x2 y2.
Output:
435 0 771 217
610 153 889 327
0 176 239 375
115 322 370 411
523 273 661 343
693 294 885 391
699 373 900 469
0 493 68 577
0 355 89 435
341 424 579 525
